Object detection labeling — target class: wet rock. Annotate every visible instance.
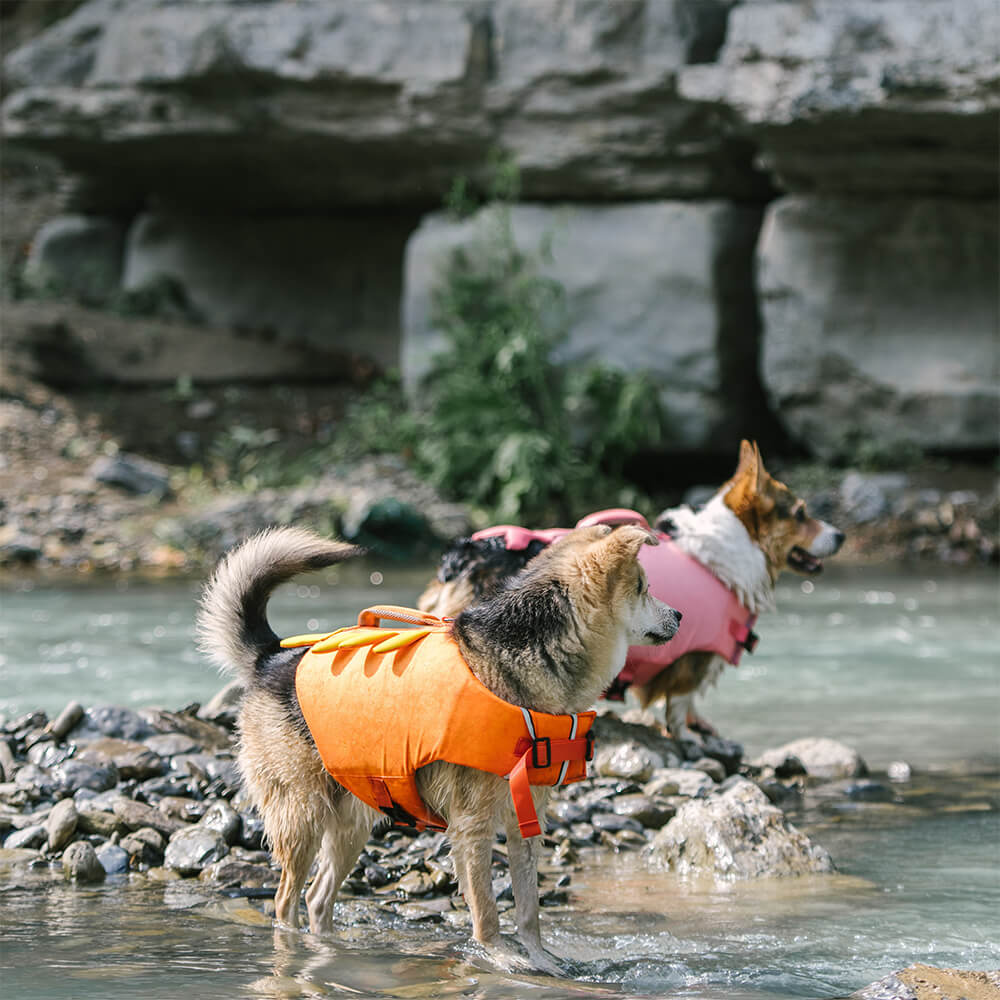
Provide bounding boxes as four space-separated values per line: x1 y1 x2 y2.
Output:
164 826 229 876
756 779 802 809
647 778 834 879
690 757 726 783
196 682 242 725
141 709 231 752
199 859 275 888
4 823 46 850
644 767 714 799
143 733 200 758
612 794 676 830
89 452 170 499
548 799 589 826
45 798 79 851
697 734 744 776
70 706 156 744
392 870 436 898
14 763 59 799
396 899 450 922
26 741 74 768
96 842 130 875
590 812 644 835
62 840 106 883
756 738 867 781
112 797 184 839
119 826 166 866
0 739 15 782
51 755 119 796
76 807 120 838
86 738 165 780
852 963 1000 1000
46 701 85 741
198 800 242 845
594 742 664 783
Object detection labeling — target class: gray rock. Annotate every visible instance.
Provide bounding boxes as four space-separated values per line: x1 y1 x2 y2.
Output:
196 683 242 725
758 196 999 460
2 0 763 215
51 755 119 796
690 757 726 783
26 741 73 769
593 742 664 784
46 701 85 740
85 737 165 780
143 733 200 758
164 827 229 876
647 778 835 879
96 842 130 875
76 807 120 839
119 827 165 866
198 859 275 888
843 780 896 804
45 798 79 852
840 472 910 525
13 763 59 798
403 201 765 450
70 705 156 743
4 823 47 850
112 798 184 839
198 801 242 846
22 214 125 305
755 738 867 781
89 452 170 498
679 0 1000 196
644 767 714 799
62 840 106 883
612 794 676 830
590 812 644 835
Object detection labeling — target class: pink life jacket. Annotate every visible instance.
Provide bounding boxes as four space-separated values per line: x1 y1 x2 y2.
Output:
472 509 758 694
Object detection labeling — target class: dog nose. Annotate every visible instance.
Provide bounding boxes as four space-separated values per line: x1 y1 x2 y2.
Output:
833 531 846 551
673 610 683 623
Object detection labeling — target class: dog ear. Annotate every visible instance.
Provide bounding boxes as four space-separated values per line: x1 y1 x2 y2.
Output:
599 523 659 564
726 440 774 536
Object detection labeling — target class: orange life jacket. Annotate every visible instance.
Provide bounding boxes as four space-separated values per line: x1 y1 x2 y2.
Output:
287 606 596 838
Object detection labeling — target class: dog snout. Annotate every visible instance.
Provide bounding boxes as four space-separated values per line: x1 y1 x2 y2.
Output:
831 529 846 553
673 610 683 624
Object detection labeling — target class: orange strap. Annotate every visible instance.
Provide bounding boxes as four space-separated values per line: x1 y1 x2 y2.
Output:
509 733 595 839
357 605 450 628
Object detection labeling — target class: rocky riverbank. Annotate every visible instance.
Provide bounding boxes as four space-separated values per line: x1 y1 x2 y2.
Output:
0 689 905 902
1 378 997 577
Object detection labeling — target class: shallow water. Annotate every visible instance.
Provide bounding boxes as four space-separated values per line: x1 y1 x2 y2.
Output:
1 562 998 997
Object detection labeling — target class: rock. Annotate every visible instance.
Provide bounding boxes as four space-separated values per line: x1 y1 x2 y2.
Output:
156 796 206 824
593 742 664 784
341 496 437 560
2 0 765 215
679 0 1000 196
119 827 165 867
755 738 867 781
196 683 242 725
51 755 119 796
76 807 120 839
112 798 184 839
89 452 170 499
647 777 835 879
62 840 106 883
46 701 85 740
85 737 165 780
611 794 676 830
644 767 714 799
4 823 46 850
840 473 910 525
69 705 156 743
843 780 896 804
142 733 200 759
164 826 229 876
198 859 275 888
696 734 744 776
403 201 766 450
96 842 130 875
139 709 232 753
45 798 79 851
887 761 912 784
590 812 644 836
757 196 998 460
22 214 125 305
690 757 726 783
852 963 1000 1000
198 801 242 846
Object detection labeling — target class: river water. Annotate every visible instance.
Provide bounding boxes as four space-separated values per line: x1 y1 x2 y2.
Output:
1 562 998 998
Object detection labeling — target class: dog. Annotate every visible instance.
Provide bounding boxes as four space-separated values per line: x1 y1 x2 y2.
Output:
419 440 845 740
197 523 680 972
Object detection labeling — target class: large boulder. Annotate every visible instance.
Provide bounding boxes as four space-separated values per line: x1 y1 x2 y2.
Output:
1 0 766 212
758 196 999 459
402 201 767 449
680 0 1000 196
646 777 835 878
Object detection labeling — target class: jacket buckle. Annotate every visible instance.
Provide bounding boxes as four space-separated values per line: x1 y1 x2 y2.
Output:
531 736 552 769
584 730 595 762
743 629 759 653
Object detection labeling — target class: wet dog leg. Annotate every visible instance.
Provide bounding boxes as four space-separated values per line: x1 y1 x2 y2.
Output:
306 802 374 934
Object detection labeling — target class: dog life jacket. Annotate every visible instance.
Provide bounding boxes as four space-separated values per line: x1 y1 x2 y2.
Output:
286 606 596 838
473 509 758 696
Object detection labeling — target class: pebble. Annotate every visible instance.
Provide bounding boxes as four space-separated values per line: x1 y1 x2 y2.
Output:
96 842 130 875
45 798 79 851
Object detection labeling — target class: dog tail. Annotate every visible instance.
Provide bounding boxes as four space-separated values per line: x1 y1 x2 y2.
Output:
196 526 362 683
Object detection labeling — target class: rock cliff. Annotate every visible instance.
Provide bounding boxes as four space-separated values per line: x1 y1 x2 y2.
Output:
3 0 996 459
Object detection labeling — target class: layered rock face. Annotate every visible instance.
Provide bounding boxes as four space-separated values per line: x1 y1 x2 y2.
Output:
3 0 997 458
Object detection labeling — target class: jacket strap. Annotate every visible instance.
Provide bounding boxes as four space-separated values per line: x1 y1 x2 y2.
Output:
357 605 448 628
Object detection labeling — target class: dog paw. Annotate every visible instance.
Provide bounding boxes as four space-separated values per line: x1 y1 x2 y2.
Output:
473 939 563 977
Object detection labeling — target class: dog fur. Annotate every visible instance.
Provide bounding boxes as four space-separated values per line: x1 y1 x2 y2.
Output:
419 440 845 739
197 523 679 972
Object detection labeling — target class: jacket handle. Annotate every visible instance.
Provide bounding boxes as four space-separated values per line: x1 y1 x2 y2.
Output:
357 605 448 628
575 508 650 529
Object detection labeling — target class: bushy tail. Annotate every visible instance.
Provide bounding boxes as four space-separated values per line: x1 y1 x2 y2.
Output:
196 526 362 683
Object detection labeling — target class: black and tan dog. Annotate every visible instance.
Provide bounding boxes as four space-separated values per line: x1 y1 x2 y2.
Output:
197 524 679 972
420 441 845 739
